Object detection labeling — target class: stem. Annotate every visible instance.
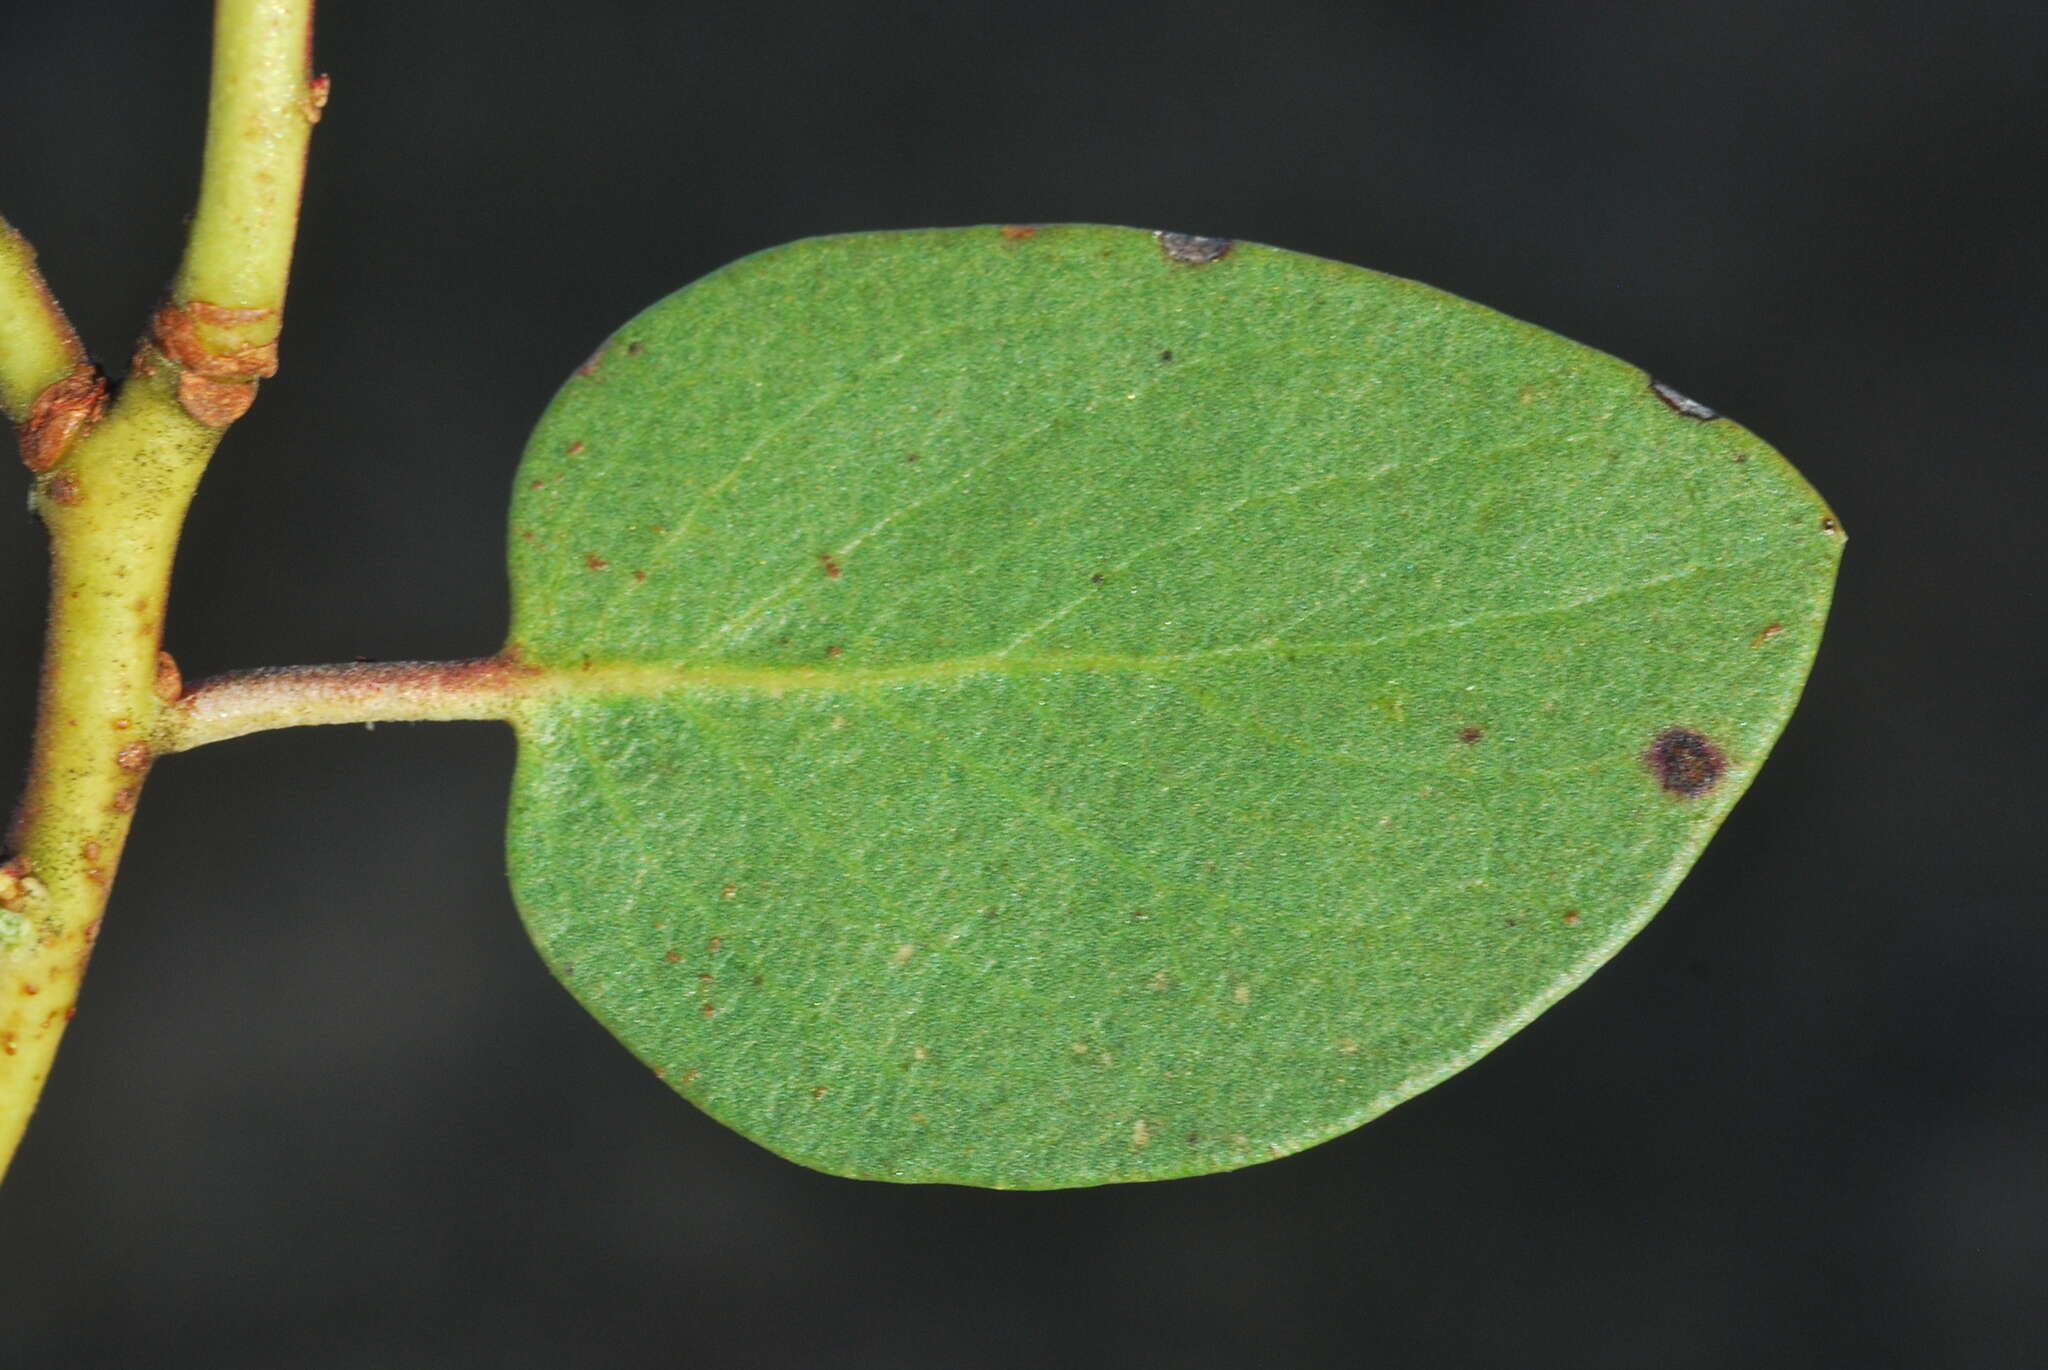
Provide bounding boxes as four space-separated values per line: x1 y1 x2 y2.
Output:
0 0 321 1181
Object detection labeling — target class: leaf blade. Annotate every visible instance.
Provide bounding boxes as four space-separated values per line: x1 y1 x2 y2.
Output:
505 225 1839 1187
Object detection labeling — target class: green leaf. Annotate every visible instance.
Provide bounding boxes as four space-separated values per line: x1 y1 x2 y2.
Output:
503 225 1840 1188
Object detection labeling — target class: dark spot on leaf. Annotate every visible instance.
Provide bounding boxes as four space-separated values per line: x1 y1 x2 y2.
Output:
1649 379 1718 420
701 1003 717 1018
1561 910 1582 927
1157 231 1233 265
1457 726 1485 744
1090 573 1106 585
1131 909 1149 921
819 553 842 579
1820 516 1839 534
627 340 645 356
826 644 844 658
1159 350 1174 363
1644 728 1726 798
999 225 1038 240
905 452 919 463
584 553 609 571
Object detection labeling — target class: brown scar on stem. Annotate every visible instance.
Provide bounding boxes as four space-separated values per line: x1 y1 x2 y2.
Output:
45 471 82 506
19 363 109 473
115 742 151 772
1649 378 1719 420
151 300 280 427
1644 728 1726 798
304 73 331 122
154 651 184 702
1156 231 1233 265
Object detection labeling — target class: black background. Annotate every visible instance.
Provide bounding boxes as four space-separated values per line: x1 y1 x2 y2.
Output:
2 2 2041 1366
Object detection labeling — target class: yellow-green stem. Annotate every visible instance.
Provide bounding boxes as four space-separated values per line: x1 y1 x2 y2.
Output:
0 0 320 1181
0 217 86 424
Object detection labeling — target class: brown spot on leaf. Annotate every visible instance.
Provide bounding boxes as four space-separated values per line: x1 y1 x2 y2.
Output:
1157 231 1233 265
584 553 609 571
632 570 647 583
701 1002 717 1018
1561 909 1583 927
812 1085 830 1098
1458 726 1485 744
819 553 842 579
576 346 605 378
1649 379 1718 420
825 644 844 658
999 224 1039 240
665 950 682 963
567 440 585 456
1751 623 1784 647
1644 728 1726 798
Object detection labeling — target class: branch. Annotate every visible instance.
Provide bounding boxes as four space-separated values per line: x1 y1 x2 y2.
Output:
153 0 326 426
0 0 323 1182
0 216 104 471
